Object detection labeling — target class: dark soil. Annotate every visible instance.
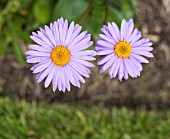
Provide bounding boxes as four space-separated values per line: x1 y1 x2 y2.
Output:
0 0 170 110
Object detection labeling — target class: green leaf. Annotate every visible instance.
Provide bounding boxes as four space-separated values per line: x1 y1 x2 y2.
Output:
33 0 50 24
0 40 8 54
10 25 25 64
53 0 88 20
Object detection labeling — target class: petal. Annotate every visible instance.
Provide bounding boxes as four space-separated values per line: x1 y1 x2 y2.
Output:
118 59 124 81
132 50 154 57
125 19 134 40
68 31 87 49
132 46 153 51
100 56 115 73
97 53 114 65
96 40 113 48
120 19 128 40
37 31 53 48
71 58 95 68
36 63 54 83
97 49 113 55
44 65 56 88
131 53 149 63
29 44 51 52
25 51 50 57
108 22 119 42
124 58 135 78
72 50 96 56
98 34 116 45
33 60 51 73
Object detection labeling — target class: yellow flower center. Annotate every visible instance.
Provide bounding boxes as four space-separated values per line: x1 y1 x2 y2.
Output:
51 46 71 66
114 41 132 58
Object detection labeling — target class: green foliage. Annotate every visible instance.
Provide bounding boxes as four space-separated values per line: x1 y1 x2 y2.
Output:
0 97 170 139
0 0 138 63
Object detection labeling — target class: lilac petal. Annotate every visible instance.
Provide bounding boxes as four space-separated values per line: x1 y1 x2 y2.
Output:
73 41 93 52
132 50 154 57
53 21 60 45
125 19 134 40
71 58 95 68
123 66 128 80
58 20 63 44
101 26 112 38
132 47 153 51
69 60 90 74
66 25 82 47
37 31 53 48
100 56 115 73
124 58 135 78
97 49 113 55
130 32 142 45
96 40 113 48
71 35 91 52
99 34 116 45
120 19 128 40
44 25 56 46
30 36 50 49
118 59 124 81
139 42 153 47
25 51 50 57
26 56 48 63
32 32 39 38
111 58 121 78
57 68 62 91
130 56 143 72
62 19 68 45
52 67 58 92
36 63 54 83
109 56 118 77
44 65 56 88
97 53 114 65
33 60 51 73
64 65 80 88
60 69 66 92
64 21 75 46
68 31 87 49
128 59 140 77
131 53 149 63
127 28 139 43
69 61 89 78
39 28 46 36
73 55 96 61
68 64 85 83
30 59 50 71
132 38 149 47
95 46 107 52
29 44 51 52
72 50 96 56
108 22 119 42
111 22 120 41
62 69 70 92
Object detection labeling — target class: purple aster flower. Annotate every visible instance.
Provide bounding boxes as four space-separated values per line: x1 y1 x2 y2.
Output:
25 17 96 92
95 19 154 81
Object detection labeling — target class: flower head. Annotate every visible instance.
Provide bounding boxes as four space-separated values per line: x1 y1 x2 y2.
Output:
95 19 154 81
25 18 96 92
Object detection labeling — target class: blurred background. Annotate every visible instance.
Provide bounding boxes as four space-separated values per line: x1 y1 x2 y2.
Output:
0 0 170 138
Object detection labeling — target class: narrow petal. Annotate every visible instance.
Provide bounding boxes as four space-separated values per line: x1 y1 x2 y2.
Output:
97 53 114 65
118 59 124 81
44 65 56 88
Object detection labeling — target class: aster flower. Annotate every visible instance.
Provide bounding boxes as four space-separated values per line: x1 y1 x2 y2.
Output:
25 18 96 92
95 19 153 81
